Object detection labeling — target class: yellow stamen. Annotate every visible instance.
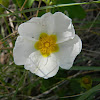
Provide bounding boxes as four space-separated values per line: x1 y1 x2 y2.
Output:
34 33 59 57
45 42 50 47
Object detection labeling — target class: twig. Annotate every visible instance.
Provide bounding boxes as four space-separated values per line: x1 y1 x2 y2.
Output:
36 0 42 17
19 0 28 20
82 48 100 54
60 93 84 98
85 8 100 12
6 11 15 33
20 0 28 11
0 31 17 42
0 47 13 50
87 11 100 32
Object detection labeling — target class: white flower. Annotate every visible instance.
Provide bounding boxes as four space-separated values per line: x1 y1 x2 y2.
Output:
13 12 82 79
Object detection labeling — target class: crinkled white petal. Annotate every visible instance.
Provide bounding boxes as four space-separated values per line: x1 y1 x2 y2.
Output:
18 13 54 39
18 12 75 42
25 51 59 79
53 12 75 43
55 35 82 69
41 12 75 43
13 36 36 65
53 12 71 33
41 12 54 34
18 17 42 39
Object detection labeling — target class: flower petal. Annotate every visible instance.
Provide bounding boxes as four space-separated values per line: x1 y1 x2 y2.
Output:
55 35 82 69
18 17 42 39
53 12 75 43
13 36 36 65
41 12 54 34
18 12 75 42
25 51 59 79
18 13 55 39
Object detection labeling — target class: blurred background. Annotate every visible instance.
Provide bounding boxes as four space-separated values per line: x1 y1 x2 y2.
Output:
0 0 100 100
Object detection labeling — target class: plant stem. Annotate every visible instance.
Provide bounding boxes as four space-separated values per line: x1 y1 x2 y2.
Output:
0 1 100 17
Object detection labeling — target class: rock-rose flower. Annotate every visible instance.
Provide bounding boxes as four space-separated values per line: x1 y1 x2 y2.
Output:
13 12 82 79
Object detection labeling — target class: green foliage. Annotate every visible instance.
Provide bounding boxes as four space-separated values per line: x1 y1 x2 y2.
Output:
40 78 57 92
0 0 9 13
70 80 83 94
0 0 100 100
12 70 26 100
51 0 86 19
0 1 100 18
12 0 34 8
38 10 46 17
77 84 100 100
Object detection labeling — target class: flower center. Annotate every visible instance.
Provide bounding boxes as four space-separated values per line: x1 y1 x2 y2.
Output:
45 42 50 47
34 33 59 57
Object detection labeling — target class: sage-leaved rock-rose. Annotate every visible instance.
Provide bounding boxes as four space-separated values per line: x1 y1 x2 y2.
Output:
13 12 82 79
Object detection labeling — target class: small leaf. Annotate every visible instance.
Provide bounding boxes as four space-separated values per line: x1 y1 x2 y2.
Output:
12 0 34 8
0 0 9 13
51 0 86 19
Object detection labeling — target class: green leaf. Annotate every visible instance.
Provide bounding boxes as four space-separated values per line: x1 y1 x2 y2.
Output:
0 0 9 13
77 84 100 100
70 80 82 94
12 0 34 8
51 0 86 19
38 10 46 17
